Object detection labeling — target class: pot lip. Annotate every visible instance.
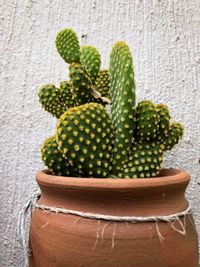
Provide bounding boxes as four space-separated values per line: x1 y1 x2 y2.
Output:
36 168 190 191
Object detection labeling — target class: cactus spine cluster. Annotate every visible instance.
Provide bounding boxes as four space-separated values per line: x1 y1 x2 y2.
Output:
40 28 184 179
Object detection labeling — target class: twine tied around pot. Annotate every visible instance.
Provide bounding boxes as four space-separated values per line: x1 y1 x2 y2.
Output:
18 191 193 267
17 191 40 267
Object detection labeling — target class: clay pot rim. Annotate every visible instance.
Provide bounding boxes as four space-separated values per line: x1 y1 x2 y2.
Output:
36 168 190 191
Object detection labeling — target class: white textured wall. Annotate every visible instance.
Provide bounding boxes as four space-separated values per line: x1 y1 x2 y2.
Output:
0 0 199 266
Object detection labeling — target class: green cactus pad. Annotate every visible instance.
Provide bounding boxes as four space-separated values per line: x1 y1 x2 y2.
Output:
80 46 101 82
56 103 114 177
95 69 110 98
41 136 74 176
156 103 171 140
109 41 136 174
56 28 80 64
122 141 164 178
162 122 184 150
38 84 67 118
69 63 93 105
136 100 159 141
60 81 76 108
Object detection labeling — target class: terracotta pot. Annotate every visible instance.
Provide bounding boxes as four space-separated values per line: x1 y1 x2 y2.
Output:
29 169 199 267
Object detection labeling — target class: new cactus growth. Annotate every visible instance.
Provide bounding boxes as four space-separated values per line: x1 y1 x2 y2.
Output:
39 28 184 179
156 103 171 140
41 136 73 176
95 70 110 98
162 122 184 150
56 28 80 63
38 84 68 118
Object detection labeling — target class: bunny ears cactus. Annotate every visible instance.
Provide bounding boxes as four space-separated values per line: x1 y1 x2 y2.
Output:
39 28 184 178
39 29 110 118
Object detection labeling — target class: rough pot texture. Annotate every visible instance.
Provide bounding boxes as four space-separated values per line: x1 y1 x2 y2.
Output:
29 169 199 267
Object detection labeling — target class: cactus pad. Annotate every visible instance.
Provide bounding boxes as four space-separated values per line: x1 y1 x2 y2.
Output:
136 100 159 141
162 122 184 150
38 84 67 118
60 81 76 108
41 136 73 176
109 41 136 174
122 141 164 178
56 103 115 177
80 46 101 82
156 103 171 140
69 63 93 105
56 28 80 64
95 69 110 98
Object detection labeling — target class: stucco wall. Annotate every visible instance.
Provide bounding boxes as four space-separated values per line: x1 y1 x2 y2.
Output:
0 0 199 266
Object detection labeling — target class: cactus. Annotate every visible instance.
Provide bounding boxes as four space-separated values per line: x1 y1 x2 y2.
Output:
39 28 111 119
38 82 78 118
95 69 110 98
135 100 159 141
156 103 171 140
41 136 76 176
122 101 183 178
56 103 114 177
56 28 111 105
162 122 184 150
39 28 184 179
69 63 93 105
59 81 76 108
108 40 183 178
109 41 136 175
38 84 68 118
122 141 164 178
80 46 101 82
56 28 80 64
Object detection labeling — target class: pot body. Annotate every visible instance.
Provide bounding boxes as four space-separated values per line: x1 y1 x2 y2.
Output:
29 169 199 267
